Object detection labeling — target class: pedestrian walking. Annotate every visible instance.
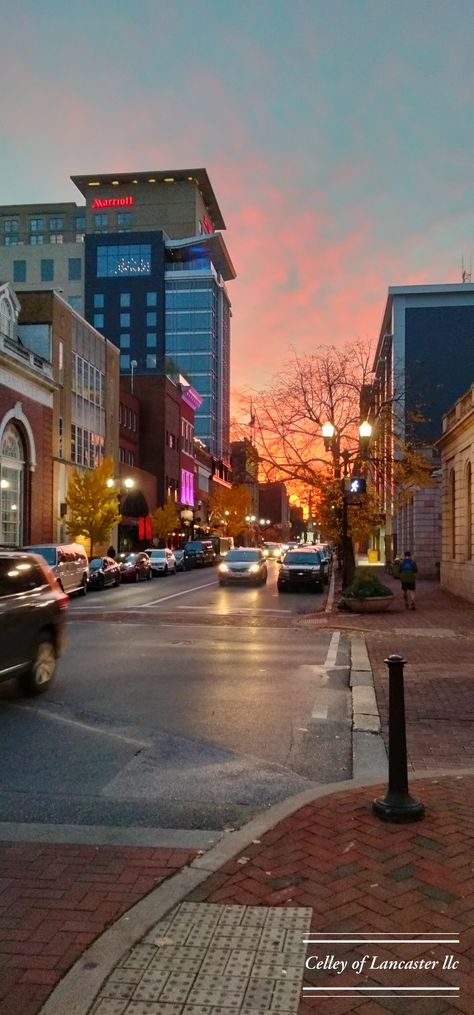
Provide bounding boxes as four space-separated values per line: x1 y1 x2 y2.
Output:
398 549 418 609
107 545 117 559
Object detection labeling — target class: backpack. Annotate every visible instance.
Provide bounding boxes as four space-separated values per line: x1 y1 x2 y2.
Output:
399 558 414 573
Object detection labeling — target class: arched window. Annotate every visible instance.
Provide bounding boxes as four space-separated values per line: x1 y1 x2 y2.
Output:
466 461 472 561
448 468 456 560
0 424 25 546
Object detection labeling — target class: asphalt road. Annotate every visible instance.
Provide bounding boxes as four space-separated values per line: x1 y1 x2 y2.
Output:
0 563 352 831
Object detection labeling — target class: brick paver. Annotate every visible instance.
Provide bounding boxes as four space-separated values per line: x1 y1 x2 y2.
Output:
187 776 474 1014
0 842 197 1015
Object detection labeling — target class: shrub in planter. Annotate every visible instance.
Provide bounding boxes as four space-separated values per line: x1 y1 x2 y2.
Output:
344 570 393 599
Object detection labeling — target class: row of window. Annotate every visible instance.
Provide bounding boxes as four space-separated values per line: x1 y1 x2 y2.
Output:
70 426 104 469
4 234 85 246
13 258 81 283
71 352 105 407
181 419 194 456
94 292 158 308
119 447 135 465
3 216 86 233
120 354 158 370
119 403 137 431
93 311 158 329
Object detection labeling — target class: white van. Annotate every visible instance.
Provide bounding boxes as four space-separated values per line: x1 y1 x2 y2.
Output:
24 543 89 597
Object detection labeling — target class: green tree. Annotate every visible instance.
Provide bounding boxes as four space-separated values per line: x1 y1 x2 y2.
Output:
151 496 180 545
208 485 252 539
65 456 121 557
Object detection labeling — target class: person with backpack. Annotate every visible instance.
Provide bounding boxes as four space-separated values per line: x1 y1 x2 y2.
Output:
399 550 418 609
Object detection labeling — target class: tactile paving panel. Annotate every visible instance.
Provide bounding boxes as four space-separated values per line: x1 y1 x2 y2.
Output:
90 903 312 1014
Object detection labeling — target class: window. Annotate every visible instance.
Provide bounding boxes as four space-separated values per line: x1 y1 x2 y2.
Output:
5 236 19 246
94 213 109 227
3 219 18 233
76 233 85 243
146 311 157 326
30 235 44 245
120 354 130 370
68 295 82 312
132 412 137 432
120 292 130 307
30 218 44 232
146 354 157 369
147 292 157 306
75 215 86 231
120 313 130 327
94 293 104 308
117 212 132 227
146 333 156 348
49 217 63 230
58 416 64 459
93 313 104 329
119 334 130 349
97 243 151 277
40 259 54 282
13 260 26 283
68 258 82 281
50 234 63 244
58 341 64 381
119 446 125 463
0 424 24 546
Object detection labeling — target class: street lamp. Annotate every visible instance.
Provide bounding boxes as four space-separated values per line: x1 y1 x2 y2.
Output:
181 507 194 539
245 514 257 546
321 421 372 589
107 477 135 551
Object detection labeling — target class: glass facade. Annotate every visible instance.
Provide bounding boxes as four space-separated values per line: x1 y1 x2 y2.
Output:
97 244 151 277
70 352 105 468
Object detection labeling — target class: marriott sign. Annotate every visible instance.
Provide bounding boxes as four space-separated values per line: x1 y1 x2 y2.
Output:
91 196 134 209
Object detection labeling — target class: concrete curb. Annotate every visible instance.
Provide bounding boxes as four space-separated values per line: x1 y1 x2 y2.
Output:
39 765 474 1015
349 631 388 779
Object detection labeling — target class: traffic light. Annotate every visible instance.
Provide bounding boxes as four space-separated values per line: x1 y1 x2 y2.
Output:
344 477 366 495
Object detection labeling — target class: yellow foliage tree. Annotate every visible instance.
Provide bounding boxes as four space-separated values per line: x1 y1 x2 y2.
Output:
151 497 180 545
65 456 121 557
208 485 252 539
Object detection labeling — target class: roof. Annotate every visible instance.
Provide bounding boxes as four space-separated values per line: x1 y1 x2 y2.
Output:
374 282 474 369
166 234 236 281
70 169 226 230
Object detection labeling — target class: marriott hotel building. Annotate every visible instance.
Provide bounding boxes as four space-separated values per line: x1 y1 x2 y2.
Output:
0 170 236 459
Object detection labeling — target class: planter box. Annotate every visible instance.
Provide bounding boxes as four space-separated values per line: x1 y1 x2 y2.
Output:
346 594 394 613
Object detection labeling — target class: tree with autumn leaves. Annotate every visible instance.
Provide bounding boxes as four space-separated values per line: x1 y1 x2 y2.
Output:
151 497 180 545
65 456 121 557
208 485 252 539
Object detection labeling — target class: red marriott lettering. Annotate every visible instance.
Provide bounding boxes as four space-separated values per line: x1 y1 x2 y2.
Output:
91 196 134 209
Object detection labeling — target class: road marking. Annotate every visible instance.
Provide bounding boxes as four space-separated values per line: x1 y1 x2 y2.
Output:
178 606 291 613
12 705 150 747
69 581 218 610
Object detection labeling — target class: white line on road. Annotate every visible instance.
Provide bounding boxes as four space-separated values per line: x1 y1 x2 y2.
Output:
69 581 218 610
12 706 150 747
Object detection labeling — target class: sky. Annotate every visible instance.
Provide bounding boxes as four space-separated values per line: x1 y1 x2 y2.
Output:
1 0 473 401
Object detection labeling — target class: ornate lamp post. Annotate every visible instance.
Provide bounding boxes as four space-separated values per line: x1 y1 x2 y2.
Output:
321 421 372 588
180 507 194 540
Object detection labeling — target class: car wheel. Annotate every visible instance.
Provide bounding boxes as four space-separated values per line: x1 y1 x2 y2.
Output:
134 571 139 583
98 575 105 591
277 584 286 593
219 579 226 586
20 634 56 695
78 576 87 597
147 570 152 580
114 575 121 586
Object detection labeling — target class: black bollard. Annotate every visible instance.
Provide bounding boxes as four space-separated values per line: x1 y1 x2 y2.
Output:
373 654 425 822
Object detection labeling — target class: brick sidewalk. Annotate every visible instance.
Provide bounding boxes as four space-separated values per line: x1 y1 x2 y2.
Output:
0 842 196 1015
186 775 474 1014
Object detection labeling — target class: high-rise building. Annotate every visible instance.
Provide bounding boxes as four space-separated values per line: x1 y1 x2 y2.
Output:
0 169 235 461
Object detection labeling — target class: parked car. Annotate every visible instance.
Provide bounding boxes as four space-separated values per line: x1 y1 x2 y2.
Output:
174 549 185 571
314 543 334 584
183 540 215 569
218 548 268 586
0 550 68 694
145 548 177 576
119 552 152 582
88 556 121 590
277 549 325 593
262 542 283 559
24 542 89 597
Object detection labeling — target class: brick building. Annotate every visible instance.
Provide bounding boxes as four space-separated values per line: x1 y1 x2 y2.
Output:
437 384 474 603
0 282 55 545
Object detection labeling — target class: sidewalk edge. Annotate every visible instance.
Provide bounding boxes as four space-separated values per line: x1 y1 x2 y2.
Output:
39 765 474 1015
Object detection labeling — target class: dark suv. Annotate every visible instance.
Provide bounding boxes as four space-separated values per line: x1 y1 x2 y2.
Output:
277 549 325 593
0 551 68 694
183 540 215 569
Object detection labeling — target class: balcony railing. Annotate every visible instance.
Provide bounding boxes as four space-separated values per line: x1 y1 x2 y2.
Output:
0 332 53 379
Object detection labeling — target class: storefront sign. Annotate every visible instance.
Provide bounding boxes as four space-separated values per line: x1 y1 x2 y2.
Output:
92 196 134 209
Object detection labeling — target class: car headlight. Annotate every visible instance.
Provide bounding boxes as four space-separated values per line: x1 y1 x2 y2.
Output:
311 567 321 575
263 549 269 557
280 567 289 576
248 564 260 574
219 563 229 573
